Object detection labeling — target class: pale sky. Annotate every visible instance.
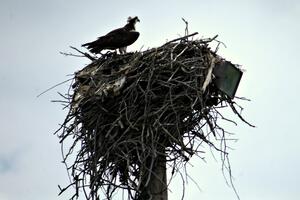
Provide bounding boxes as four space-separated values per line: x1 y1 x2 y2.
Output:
0 0 300 200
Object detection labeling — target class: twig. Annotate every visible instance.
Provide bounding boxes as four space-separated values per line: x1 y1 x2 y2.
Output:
69 46 96 61
37 78 73 98
164 32 198 45
228 100 256 128
60 51 85 58
181 18 189 36
200 34 219 43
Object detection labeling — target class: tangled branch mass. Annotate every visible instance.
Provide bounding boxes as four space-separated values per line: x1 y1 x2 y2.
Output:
56 35 250 200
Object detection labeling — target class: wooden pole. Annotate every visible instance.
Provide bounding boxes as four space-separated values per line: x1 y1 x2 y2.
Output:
147 152 168 200
139 149 168 200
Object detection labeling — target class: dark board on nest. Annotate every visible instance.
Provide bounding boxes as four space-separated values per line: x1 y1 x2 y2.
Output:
56 34 253 200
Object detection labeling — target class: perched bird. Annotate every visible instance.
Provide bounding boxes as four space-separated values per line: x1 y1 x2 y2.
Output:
82 16 140 54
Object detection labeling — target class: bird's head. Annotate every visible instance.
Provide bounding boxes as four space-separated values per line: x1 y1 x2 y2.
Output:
127 16 140 25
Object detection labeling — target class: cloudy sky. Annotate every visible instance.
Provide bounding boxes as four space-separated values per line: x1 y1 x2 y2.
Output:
0 0 299 200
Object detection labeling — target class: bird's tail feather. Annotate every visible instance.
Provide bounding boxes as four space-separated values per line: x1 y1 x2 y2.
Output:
82 42 90 47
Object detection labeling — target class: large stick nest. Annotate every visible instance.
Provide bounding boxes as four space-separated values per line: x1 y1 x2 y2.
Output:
57 35 251 200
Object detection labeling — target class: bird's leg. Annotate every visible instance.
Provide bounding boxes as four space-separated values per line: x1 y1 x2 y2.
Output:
119 47 127 54
118 48 123 54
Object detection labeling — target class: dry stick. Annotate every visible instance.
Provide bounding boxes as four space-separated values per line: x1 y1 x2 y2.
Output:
205 35 219 44
228 100 256 128
181 18 189 36
164 32 198 45
60 51 85 58
69 46 97 61
36 77 73 98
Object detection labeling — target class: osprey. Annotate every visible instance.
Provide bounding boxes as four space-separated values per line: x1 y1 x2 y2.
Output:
82 16 140 54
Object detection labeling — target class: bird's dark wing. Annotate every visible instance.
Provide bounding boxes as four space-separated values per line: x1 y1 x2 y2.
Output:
82 28 140 54
110 30 139 48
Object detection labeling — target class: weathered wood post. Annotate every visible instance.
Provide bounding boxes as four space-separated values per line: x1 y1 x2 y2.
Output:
147 152 168 200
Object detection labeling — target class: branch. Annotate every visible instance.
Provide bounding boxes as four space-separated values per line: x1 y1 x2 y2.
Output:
60 46 97 61
181 17 189 36
164 32 198 45
37 78 73 98
69 46 97 61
